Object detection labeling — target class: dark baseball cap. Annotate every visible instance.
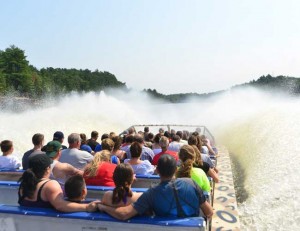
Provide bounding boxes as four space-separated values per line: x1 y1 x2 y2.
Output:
53 131 64 140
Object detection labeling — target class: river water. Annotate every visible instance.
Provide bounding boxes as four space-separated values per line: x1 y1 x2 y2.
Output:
1 89 299 230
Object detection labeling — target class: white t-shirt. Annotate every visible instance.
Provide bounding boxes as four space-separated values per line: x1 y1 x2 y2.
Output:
0 155 21 169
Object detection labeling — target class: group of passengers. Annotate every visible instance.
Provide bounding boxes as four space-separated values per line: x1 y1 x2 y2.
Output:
0 126 218 220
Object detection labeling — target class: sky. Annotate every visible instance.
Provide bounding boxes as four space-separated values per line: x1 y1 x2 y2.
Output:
1 0 300 94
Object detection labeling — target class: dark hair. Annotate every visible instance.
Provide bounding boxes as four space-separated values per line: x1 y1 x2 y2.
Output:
144 126 149 133
145 132 154 142
18 155 51 199
130 142 142 158
101 133 109 140
112 164 133 204
188 135 197 146
65 175 86 201
172 135 180 142
164 131 171 138
0 140 13 153
112 136 123 151
157 154 177 178
32 134 44 146
91 131 99 139
80 133 87 145
125 135 134 143
153 133 161 144
176 131 183 139
133 135 143 144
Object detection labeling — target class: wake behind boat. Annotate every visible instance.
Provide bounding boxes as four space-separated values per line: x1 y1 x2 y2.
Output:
0 125 240 230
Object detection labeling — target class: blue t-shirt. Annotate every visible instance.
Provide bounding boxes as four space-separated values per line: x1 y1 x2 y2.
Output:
133 178 206 217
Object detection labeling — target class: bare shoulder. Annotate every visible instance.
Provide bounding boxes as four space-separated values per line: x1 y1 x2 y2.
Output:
102 191 113 205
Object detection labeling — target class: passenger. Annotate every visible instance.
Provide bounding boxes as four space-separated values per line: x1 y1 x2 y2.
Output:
45 141 83 185
200 135 216 156
120 135 134 153
109 132 117 138
124 142 155 175
101 138 120 165
191 145 219 183
144 132 154 148
143 126 149 141
59 133 93 170
83 150 116 186
177 145 211 193
0 140 21 169
188 134 217 171
101 163 142 207
64 175 87 203
125 135 155 163
18 154 98 211
94 133 109 152
158 127 164 135
182 130 189 141
98 154 213 220
151 133 162 155
168 135 183 152
53 131 67 149
176 131 188 144
80 133 93 154
152 136 178 166
22 133 45 170
127 127 136 136
163 131 171 141
111 136 126 162
87 131 99 151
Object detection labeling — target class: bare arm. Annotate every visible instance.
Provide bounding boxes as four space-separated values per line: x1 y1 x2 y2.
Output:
44 180 98 212
200 201 213 220
208 168 219 183
98 203 138 220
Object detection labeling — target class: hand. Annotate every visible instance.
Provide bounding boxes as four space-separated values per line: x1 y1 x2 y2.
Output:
86 200 101 212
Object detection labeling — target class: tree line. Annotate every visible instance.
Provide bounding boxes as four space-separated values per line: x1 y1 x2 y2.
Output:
0 45 126 98
1 45 300 103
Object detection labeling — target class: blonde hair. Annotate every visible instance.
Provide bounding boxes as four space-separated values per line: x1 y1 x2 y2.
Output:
84 150 111 177
176 145 195 178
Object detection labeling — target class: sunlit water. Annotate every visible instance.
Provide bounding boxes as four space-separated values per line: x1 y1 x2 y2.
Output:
1 88 299 230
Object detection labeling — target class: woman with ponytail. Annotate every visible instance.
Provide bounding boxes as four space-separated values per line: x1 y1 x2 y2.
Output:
18 154 98 212
177 145 211 193
188 135 219 183
101 163 142 207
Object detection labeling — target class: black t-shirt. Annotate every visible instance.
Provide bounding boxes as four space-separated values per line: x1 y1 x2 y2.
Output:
87 139 99 151
194 161 210 174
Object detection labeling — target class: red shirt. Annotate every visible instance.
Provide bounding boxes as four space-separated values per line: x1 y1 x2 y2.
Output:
84 162 116 186
152 150 178 165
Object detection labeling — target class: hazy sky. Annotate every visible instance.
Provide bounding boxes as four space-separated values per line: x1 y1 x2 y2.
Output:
1 0 300 94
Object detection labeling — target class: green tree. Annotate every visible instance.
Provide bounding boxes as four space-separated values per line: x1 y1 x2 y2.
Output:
0 45 33 95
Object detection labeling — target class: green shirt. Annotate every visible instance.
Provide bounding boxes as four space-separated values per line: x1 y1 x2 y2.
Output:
191 167 211 192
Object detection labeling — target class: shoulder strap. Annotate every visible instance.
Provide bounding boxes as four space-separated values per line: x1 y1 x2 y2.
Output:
171 180 186 218
37 180 51 201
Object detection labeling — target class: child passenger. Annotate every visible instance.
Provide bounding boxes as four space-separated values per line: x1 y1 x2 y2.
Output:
101 163 142 207
64 175 87 202
0 140 21 169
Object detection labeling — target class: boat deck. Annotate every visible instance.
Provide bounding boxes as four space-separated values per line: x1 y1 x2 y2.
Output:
211 146 240 231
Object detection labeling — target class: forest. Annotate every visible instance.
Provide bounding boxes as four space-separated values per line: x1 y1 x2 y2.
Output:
0 45 126 98
1 45 300 103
